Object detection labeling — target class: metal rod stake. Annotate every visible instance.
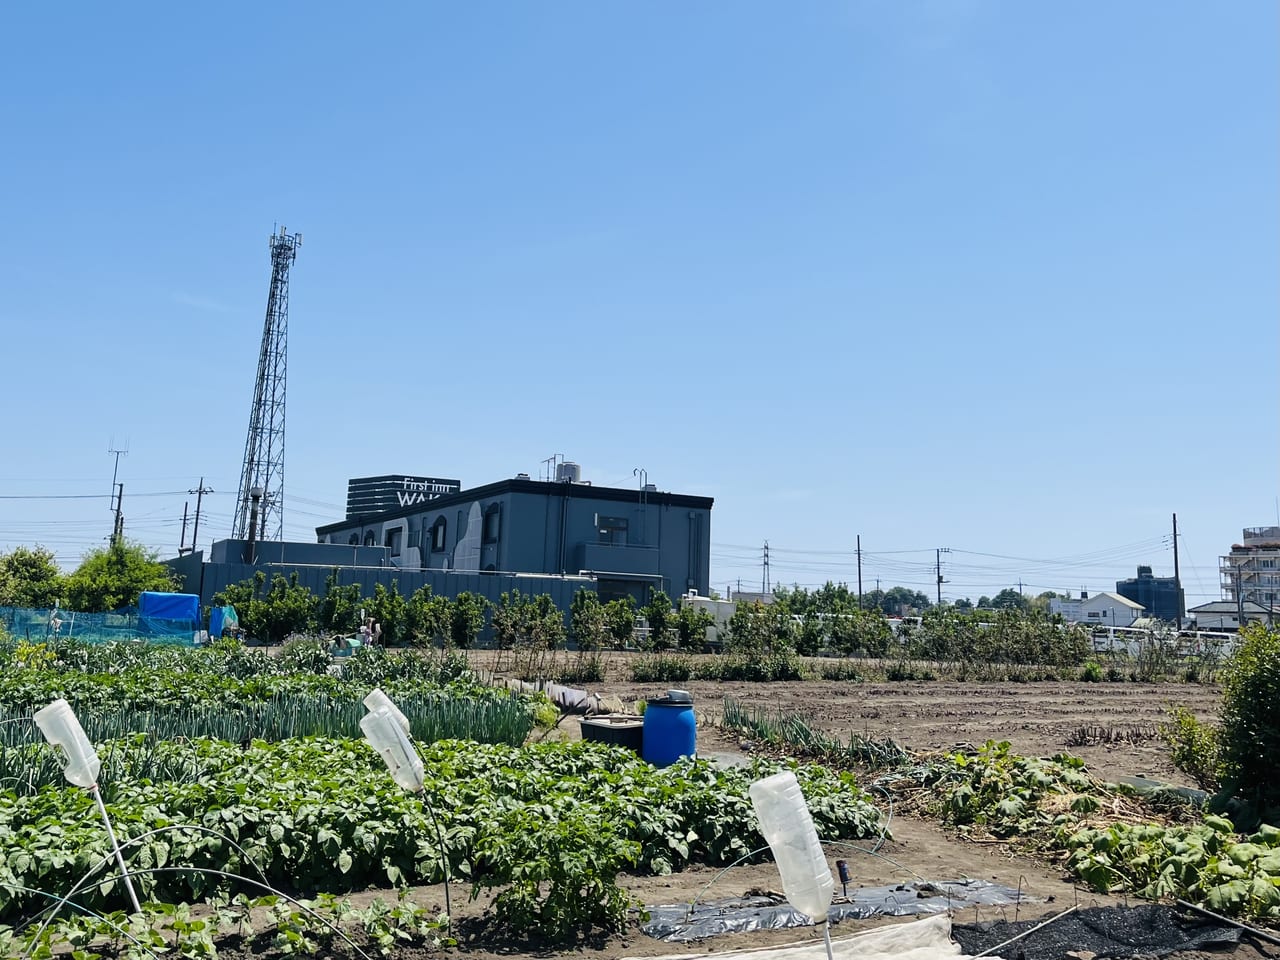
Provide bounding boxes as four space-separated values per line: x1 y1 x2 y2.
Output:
91 784 142 914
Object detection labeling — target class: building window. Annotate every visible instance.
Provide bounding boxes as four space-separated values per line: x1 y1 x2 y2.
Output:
1087 611 1102 619
431 517 447 552
384 528 402 557
348 534 358 545
363 531 376 547
483 505 501 544
598 516 628 545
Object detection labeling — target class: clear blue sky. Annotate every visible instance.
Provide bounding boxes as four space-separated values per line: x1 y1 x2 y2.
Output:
1 2 1275 606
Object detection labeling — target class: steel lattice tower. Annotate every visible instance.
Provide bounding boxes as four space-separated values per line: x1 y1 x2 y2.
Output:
233 226 301 542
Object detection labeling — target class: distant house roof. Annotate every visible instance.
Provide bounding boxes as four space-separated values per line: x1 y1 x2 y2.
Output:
1189 600 1273 614
1084 591 1144 610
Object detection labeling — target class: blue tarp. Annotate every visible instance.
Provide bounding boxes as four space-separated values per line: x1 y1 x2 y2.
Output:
137 592 199 622
209 605 239 637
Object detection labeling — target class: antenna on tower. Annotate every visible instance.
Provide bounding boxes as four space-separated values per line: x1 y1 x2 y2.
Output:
233 226 301 542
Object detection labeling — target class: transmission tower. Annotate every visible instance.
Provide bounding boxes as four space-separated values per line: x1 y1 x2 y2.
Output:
233 226 301 542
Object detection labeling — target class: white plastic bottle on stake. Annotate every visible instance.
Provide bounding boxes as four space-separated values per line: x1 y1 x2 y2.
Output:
34 698 101 787
749 770 835 953
34 698 142 914
359 706 424 792
363 688 410 735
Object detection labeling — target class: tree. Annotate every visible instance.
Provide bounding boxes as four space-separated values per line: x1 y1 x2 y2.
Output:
880 586 931 615
642 591 674 651
673 603 714 652
405 586 449 647
569 590 608 652
62 540 178 613
989 588 1030 612
317 571 361 634
1029 591 1060 613
725 601 794 656
211 571 318 644
448 592 488 649
492 592 526 650
0 545 63 609
364 580 408 646
1218 624 1280 816
604 597 636 649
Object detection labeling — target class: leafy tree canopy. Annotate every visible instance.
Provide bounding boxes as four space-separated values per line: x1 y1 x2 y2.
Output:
62 541 178 612
989 588 1030 611
0 545 63 608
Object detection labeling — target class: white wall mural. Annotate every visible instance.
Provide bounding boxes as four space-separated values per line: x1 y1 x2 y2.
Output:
452 502 483 572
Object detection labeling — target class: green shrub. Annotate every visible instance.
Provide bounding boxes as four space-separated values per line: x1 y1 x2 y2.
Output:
1219 625 1280 814
1080 660 1103 682
818 660 865 682
695 652 803 682
555 653 606 685
630 654 693 683
885 660 936 682
1160 706 1221 790
280 635 333 674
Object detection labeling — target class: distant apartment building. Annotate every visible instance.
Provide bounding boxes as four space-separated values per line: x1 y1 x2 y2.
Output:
1115 565 1184 623
1221 526 1280 612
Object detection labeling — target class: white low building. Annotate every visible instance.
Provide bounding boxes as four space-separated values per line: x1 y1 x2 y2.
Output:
1052 591 1144 626
1078 591 1144 627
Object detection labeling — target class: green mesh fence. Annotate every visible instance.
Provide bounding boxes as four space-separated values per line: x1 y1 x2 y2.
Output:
0 606 198 645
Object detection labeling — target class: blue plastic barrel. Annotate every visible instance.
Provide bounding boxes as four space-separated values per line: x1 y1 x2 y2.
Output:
642 690 696 767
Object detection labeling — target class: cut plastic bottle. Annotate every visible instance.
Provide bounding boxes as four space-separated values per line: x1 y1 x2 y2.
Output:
360 706 424 792
749 770 834 922
34 698 101 788
363 688 411 735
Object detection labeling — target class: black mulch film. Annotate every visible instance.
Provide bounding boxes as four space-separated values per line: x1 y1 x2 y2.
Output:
644 879 1030 942
951 905 1246 960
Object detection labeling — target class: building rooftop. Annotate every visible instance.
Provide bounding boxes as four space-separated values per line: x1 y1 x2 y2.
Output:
316 476 714 535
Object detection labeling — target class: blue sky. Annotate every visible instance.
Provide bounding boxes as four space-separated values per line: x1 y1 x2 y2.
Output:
0 2 1275 605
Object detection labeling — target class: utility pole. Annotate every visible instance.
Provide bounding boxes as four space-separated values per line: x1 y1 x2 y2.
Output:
856 534 863 609
1172 512 1183 629
179 502 190 555
1235 564 1245 629
189 478 212 557
1018 579 1023 596
936 547 949 605
110 484 124 548
762 541 770 595
107 439 128 513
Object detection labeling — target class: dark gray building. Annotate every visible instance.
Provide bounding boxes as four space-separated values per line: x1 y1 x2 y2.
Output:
316 473 713 604
1115 565 1184 623
345 475 461 519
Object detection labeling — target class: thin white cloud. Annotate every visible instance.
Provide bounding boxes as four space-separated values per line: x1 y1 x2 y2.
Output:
172 292 237 314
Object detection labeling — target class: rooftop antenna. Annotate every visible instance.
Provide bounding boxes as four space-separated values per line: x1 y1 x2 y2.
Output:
234 226 301 542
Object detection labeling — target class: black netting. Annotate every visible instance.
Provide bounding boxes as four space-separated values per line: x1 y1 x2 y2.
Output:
951 905 1243 960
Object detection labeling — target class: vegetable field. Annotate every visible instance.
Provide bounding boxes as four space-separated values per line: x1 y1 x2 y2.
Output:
0 637 884 957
